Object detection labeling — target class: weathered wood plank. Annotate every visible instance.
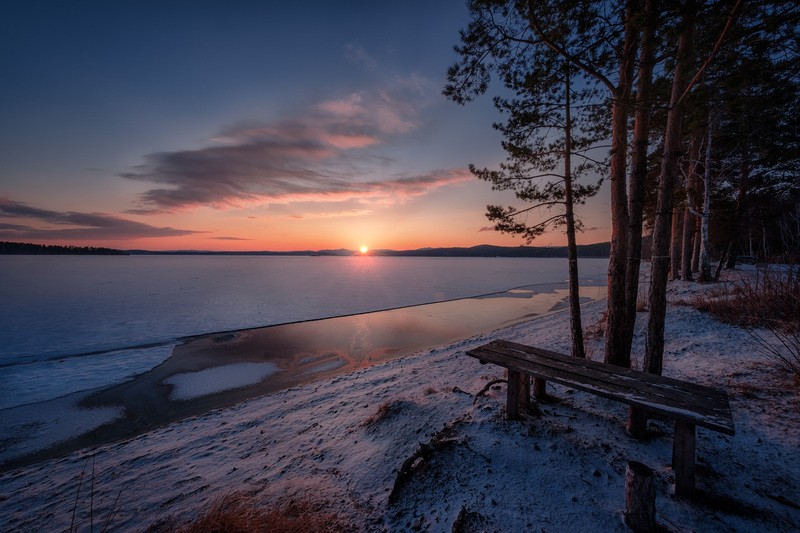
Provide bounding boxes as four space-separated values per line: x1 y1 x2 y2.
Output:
506 370 529 420
469 344 733 434
533 377 547 400
472 340 733 415
481 343 732 419
469 343 730 417
467 341 734 435
496 340 730 406
627 406 648 439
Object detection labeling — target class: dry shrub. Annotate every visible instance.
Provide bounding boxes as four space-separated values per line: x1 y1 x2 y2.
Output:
583 310 608 339
691 265 800 376
360 400 394 428
692 266 800 329
179 493 342 533
361 399 415 428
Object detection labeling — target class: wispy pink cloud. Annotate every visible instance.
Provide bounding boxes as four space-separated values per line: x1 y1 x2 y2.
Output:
121 82 453 214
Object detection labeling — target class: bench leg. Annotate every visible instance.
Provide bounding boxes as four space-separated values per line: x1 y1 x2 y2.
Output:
533 377 547 400
506 370 530 420
627 406 648 439
672 420 696 498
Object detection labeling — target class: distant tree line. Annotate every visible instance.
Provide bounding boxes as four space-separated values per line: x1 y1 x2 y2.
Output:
0 241 127 255
125 244 614 257
375 243 610 258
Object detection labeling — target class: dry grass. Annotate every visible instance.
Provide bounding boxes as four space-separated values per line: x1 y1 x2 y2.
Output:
177 493 343 533
583 310 608 339
360 400 395 428
691 266 800 330
690 265 800 377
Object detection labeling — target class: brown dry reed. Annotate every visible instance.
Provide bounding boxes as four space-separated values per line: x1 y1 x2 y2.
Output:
177 493 342 533
691 265 800 377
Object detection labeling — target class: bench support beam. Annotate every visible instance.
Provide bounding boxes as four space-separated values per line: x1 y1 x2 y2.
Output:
673 420 696 498
506 370 530 420
533 377 547 400
468 340 734 500
627 406 648 439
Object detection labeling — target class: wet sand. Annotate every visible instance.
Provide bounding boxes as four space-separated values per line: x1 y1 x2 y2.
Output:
1 284 604 472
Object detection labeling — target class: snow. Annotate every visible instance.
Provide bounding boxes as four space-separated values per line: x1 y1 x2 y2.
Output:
163 362 281 401
0 393 123 462
0 344 176 410
0 272 798 532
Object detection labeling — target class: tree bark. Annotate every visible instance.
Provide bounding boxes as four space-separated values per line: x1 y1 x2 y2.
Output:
622 0 657 363
625 461 657 532
605 0 639 368
691 216 701 273
624 0 656 436
681 203 694 280
563 63 585 359
645 6 696 376
681 136 700 281
670 204 683 281
698 119 713 282
724 159 750 269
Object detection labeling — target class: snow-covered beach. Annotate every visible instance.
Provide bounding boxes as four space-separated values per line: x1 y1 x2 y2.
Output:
1 274 798 532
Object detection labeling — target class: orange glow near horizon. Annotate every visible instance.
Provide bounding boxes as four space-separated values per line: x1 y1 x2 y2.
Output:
0 179 612 252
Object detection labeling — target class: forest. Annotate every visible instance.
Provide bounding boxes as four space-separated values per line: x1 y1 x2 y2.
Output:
0 241 127 255
446 0 799 375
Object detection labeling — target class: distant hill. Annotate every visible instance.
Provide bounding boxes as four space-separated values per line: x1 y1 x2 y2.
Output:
127 243 611 258
2 241 611 258
372 243 610 258
125 248 355 256
0 241 127 255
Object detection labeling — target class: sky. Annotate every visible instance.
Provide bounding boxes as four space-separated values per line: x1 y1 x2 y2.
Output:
0 1 612 251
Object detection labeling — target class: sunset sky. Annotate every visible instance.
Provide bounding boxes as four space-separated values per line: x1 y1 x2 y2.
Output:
0 1 612 251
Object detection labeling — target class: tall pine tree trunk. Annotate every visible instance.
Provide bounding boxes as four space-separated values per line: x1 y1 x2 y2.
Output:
691 217 700 273
681 198 694 280
670 204 683 281
681 136 700 280
622 0 657 363
724 159 750 269
698 118 713 282
564 63 585 359
645 6 696 376
605 0 639 367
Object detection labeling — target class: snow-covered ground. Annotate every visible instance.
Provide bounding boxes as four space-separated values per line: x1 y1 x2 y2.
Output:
0 274 798 532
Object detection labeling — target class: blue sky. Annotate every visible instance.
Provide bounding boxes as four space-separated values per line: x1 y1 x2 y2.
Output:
0 1 610 250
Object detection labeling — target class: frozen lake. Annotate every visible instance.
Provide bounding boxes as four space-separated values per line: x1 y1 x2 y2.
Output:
0 255 608 408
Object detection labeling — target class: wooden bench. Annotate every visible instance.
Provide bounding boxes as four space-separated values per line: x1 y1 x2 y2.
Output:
466 339 735 497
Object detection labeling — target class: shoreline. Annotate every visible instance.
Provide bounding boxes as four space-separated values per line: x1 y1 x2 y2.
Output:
0 283 605 472
1 274 798 531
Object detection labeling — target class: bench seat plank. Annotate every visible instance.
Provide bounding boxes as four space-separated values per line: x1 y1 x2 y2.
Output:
467 340 734 435
495 340 730 406
493 342 733 423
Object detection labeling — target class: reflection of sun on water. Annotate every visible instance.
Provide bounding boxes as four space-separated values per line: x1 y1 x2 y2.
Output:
359 245 369 254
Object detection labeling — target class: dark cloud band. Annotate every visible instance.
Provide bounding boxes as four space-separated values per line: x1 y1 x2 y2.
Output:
0 197 201 241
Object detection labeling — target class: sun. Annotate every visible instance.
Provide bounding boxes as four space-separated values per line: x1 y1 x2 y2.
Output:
359 245 369 254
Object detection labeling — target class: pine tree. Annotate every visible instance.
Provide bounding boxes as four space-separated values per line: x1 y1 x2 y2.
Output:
446 2 606 357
